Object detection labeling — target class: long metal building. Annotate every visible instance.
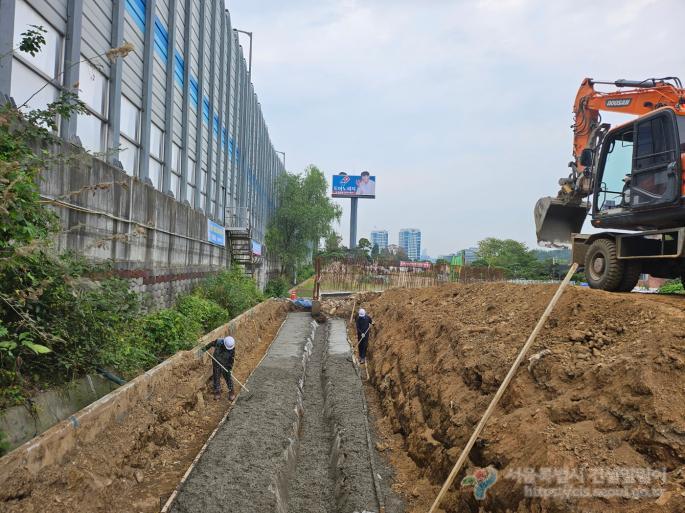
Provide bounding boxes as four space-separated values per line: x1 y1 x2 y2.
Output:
0 0 283 250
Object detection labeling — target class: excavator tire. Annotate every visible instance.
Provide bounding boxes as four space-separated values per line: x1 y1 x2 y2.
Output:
584 238 624 291
616 261 641 292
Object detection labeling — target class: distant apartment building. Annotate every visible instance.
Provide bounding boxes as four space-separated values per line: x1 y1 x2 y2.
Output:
399 228 421 261
370 230 389 251
463 247 478 264
440 247 479 264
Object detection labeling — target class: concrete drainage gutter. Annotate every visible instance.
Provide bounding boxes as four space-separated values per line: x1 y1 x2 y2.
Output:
271 319 315 512
325 319 380 513
167 313 317 513
166 314 384 513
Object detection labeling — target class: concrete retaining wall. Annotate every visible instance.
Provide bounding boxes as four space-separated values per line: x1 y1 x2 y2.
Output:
0 298 290 486
0 374 118 451
39 143 229 309
37 142 277 307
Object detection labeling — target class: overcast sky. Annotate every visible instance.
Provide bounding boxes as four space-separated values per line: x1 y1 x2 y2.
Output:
226 0 683 256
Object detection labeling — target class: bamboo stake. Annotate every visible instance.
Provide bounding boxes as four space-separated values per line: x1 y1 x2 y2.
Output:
427 263 578 513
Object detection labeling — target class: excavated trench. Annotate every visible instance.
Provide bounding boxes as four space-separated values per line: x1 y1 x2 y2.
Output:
167 312 400 513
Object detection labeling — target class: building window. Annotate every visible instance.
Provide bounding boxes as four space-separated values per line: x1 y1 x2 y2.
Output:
170 143 182 198
172 144 182 172
119 137 137 176
13 0 62 78
119 96 139 176
199 165 208 210
148 124 164 190
78 59 107 115
170 172 180 198
149 157 162 189
150 124 164 161
120 96 139 141
187 156 196 207
200 166 208 193
10 59 59 112
76 58 108 152
77 113 104 153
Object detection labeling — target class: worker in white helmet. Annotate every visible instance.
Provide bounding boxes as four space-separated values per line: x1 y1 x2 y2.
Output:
203 336 236 401
356 308 374 364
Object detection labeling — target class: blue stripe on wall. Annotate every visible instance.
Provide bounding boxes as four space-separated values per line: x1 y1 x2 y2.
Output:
202 97 210 123
213 114 219 137
173 50 184 87
125 0 146 31
229 138 234 157
153 17 168 63
189 78 199 107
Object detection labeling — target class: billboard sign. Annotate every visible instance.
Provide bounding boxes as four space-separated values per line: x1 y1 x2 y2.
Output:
207 219 226 246
251 240 263 256
400 261 431 269
331 173 376 198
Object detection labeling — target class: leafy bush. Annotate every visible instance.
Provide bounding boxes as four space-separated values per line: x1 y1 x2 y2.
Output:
100 329 157 379
197 268 263 316
0 252 141 385
658 279 684 294
265 276 289 298
137 309 202 357
176 294 229 332
296 265 315 283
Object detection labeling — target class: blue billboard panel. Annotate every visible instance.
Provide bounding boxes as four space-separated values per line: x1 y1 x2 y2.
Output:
251 240 263 256
207 219 226 246
331 174 376 198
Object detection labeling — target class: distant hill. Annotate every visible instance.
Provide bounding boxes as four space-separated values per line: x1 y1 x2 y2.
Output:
531 247 571 262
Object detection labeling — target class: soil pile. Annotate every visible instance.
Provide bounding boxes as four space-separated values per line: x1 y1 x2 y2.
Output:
361 283 685 513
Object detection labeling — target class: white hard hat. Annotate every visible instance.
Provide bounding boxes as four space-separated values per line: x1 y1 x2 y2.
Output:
223 336 235 350
358 308 366 317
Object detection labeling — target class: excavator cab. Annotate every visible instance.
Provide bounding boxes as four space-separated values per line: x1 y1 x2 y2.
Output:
536 108 685 246
591 108 684 229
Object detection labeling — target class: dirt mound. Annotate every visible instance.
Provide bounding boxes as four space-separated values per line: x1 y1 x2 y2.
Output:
362 283 685 512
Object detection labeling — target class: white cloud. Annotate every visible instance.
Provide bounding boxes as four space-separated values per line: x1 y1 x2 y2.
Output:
228 0 684 254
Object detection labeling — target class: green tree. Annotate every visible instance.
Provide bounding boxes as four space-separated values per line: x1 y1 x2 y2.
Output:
475 238 540 279
266 165 341 277
371 243 380 259
358 238 372 254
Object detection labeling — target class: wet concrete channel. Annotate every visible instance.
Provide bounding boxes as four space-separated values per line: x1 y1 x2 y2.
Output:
168 313 388 513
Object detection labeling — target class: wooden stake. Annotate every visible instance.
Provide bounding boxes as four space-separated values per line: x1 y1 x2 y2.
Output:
427 263 578 513
349 299 357 325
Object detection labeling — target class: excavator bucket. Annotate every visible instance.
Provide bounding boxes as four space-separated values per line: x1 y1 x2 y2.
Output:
534 197 588 247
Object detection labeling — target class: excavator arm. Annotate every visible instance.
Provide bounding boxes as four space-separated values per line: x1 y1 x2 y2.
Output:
535 77 685 246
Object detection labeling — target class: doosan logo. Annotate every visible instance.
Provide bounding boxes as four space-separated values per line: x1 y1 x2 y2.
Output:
606 98 632 108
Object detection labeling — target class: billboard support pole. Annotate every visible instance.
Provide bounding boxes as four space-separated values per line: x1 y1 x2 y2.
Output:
350 197 358 249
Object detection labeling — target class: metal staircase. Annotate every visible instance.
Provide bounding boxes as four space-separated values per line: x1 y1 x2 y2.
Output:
225 207 257 277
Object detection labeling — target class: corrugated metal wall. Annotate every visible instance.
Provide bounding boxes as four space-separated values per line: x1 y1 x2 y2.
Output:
4 0 285 246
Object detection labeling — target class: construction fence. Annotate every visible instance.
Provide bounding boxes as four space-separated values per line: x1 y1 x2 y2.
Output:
313 256 505 296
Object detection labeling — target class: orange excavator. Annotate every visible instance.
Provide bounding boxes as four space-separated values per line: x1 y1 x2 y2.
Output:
535 77 685 291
